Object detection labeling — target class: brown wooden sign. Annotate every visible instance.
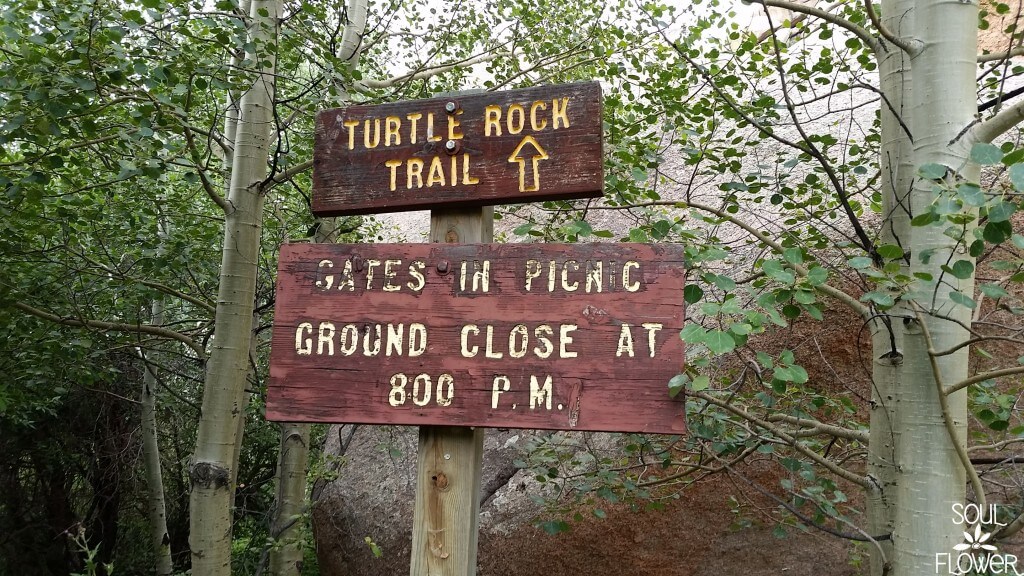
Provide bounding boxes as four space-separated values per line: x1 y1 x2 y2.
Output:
311 82 603 216
267 243 686 433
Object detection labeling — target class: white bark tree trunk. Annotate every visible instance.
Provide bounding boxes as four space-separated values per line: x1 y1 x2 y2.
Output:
269 423 310 576
868 2 914 573
141 306 173 576
189 0 280 573
889 2 977 574
268 4 366 573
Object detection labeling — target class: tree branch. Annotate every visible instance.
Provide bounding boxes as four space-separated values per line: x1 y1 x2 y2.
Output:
942 365 1024 396
915 306 986 511
685 200 871 318
693 390 869 488
359 51 511 90
10 301 206 360
861 0 917 54
749 0 881 54
978 45 1024 63
973 98 1024 144
766 414 869 443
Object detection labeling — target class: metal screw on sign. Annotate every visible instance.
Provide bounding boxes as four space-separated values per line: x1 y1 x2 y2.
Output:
444 139 461 155
444 101 457 114
436 261 450 274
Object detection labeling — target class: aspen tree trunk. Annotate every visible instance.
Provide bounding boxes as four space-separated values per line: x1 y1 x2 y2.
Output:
867 2 914 573
141 300 173 576
889 2 976 574
189 0 280 573
268 5 366 574
268 423 310 576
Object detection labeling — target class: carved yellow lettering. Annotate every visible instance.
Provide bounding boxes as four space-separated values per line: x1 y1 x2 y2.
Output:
407 158 424 189
407 260 426 292
407 112 422 143
385 116 401 146
485 325 503 359
559 324 578 358
534 325 554 359
492 375 510 408
616 323 634 357
426 156 446 187
462 154 480 184
506 104 525 135
485 105 502 136
586 261 603 293
552 97 570 129
339 324 358 355
623 261 640 292
461 324 479 357
385 323 404 356
362 324 382 356
530 101 548 131
364 118 381 148
426 112 442 141
529 375 553 410
318 322 335 356
508 324 528 359
385 159 402 192
524 259 542 291
447 109 463 140
561 260 579 292
295 323 313 355
408 323 427 357
642 323 663 357
383 259 401 292
344 119 359 150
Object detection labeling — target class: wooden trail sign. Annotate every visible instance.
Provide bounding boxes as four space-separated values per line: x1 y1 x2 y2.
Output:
311 82 603 216
267 242 686 434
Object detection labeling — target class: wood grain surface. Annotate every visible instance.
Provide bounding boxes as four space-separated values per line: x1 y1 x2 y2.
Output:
311 82 603 216
267 242 686 434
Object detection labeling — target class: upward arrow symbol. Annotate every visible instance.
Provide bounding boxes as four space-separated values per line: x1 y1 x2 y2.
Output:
508 136 549 192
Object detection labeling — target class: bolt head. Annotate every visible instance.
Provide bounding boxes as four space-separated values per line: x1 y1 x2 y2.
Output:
445 101 457 113
445 139 457 151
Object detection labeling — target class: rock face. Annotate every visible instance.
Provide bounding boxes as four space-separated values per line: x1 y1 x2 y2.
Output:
311 424 547 575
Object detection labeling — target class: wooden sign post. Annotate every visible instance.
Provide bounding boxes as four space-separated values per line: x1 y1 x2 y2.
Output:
268 82 686 576
410 207 491 576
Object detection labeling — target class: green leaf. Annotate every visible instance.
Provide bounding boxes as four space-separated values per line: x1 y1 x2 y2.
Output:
990 420 1010 432
876 244 904 260
919 163 947 180
782 247 803 264
704 330 736 354
860 291 895 307
987 200 1016 223
970 142 1003 165
984 220 1012 244
680 324 707 344
848 256 873 269
513 222 534 235
943 260 974 280
668 374 688 398
762 259 795 284
805 266 829 286
690 375 710 392
684 284 704 305
949 291 977 309
979 283 1009 299
1010 164 1024 191
957 183 987 207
